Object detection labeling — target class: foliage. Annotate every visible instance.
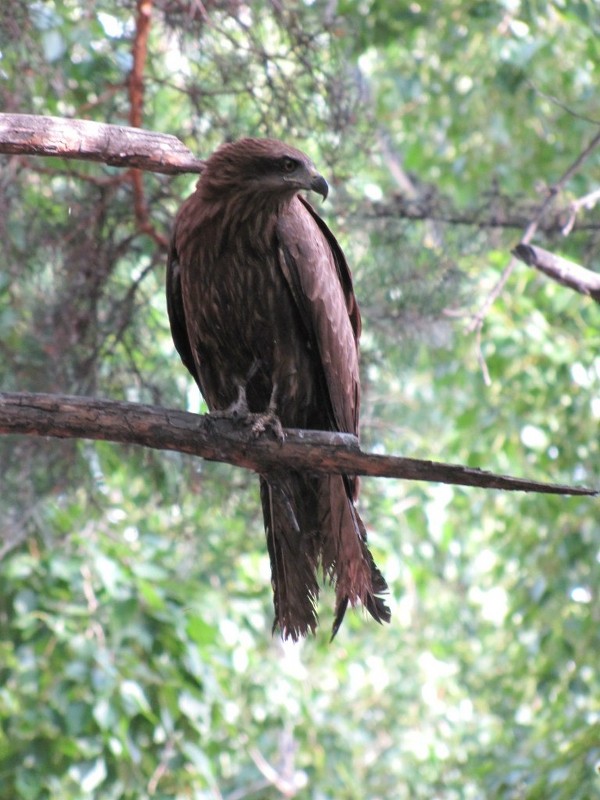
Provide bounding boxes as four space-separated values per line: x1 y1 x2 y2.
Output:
0 1 599 798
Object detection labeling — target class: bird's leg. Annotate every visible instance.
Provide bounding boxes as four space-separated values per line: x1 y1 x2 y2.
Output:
210 383 250 419
248 382 285 441
227 383 250 418
210 364 284 440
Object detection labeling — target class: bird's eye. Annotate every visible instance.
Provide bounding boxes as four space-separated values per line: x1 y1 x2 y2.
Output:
281 157 297 173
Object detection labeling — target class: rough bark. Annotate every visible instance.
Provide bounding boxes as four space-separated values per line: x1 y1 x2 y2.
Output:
0 113 205 174
0 392 595 496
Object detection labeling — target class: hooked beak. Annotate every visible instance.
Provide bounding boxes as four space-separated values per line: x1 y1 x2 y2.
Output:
309 172 329 201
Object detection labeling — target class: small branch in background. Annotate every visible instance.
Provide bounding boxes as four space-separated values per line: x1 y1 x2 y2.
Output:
552 129 600 194
368 192 600 234
129 0 151 132
0 113 205 174
466 128 600 373
15 157 125 187
248 748 294 797
376 129 418 198
147 736 177 796
224 778 269 800
0 510 36 561
81 562 107 649
512 244 600 303
0 392 596 496
562 187 600 235
475 326 492 387
128 0 168 247
249 728 304 799
466 253 518 335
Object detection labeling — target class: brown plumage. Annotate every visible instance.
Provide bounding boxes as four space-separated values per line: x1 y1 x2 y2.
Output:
166 137 390 640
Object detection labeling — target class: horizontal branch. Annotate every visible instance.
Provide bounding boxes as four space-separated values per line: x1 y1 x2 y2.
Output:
512 243 600 303
0 113 205 174
369 193 600 234
2 113 597 243
0 393 595 497
1 113 597 241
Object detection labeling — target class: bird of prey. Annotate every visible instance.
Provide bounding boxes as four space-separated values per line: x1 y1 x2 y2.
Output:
166 137 389 640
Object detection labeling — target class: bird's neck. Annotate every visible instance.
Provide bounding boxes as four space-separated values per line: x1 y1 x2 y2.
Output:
201 188 293 249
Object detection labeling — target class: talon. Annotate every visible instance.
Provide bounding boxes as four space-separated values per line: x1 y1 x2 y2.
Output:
248 410 285 441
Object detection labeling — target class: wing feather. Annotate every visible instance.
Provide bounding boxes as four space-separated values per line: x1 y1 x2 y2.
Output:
276 196 360 435
166 237 200 385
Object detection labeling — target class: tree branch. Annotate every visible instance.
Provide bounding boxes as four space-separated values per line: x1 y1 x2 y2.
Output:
561 187 600 235
0 393 595 497
0 113 205 174
369 191 600 234
512 244 600 303
2 111 598 241
467 128 600 337
125 0 169 247
2 111 599 239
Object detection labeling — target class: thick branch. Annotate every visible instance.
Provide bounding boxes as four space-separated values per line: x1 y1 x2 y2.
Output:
0 393 595 497
0 113 205 174
512 244 600 303
2 112 598 242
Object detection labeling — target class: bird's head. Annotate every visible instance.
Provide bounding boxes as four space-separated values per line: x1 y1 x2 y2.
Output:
200 138 329 202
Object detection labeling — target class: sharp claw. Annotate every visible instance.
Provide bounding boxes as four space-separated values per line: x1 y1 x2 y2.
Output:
249 411 285 441
209 378 284 441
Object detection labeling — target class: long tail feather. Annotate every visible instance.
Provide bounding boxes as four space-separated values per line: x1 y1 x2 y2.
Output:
320 475 390 638
260 474 320 641
261 472 390 640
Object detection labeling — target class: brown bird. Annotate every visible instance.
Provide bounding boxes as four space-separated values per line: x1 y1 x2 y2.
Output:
166 138 390 640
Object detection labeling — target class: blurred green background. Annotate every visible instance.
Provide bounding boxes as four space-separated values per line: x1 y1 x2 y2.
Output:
0 1 598 798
